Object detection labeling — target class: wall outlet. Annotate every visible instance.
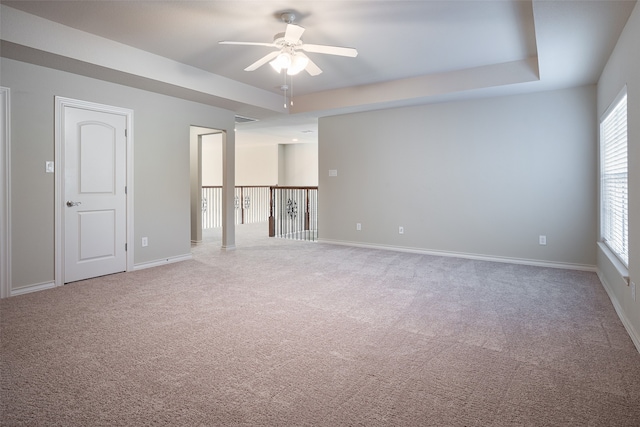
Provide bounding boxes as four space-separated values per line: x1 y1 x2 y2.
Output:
632 281 636 302
539 235 547 245
141 237 148 247
356 223 362 231
399 226 404 235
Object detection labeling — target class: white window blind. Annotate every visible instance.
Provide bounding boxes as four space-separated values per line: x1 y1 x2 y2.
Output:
600 90 628 266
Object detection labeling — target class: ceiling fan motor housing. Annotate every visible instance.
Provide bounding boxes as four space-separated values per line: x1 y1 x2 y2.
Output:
273 33 302 49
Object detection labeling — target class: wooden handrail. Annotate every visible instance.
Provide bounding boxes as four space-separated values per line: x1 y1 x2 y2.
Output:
202 185 273 189
269 186 318 190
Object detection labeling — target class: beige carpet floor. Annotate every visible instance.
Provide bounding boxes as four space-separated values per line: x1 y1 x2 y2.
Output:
2 223 640 426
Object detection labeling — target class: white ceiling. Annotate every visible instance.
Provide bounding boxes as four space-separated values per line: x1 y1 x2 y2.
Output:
1 0 636 145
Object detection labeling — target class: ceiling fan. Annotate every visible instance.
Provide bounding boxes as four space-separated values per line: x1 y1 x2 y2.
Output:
219 12 358 76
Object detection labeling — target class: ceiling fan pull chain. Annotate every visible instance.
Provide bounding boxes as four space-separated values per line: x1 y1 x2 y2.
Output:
290 75 294 107
283 73 288 108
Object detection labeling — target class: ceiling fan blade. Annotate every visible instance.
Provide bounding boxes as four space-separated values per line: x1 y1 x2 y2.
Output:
304 57 323 76
284 24 305 43
219 41 276 48
301 44 358 57
244 50 280 71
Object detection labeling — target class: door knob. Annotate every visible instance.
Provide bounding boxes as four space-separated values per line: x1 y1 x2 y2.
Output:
66 201 81 207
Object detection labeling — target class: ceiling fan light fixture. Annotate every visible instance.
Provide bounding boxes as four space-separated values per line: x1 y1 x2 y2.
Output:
270 52 292 73
269 60 282 73
287 54 309 75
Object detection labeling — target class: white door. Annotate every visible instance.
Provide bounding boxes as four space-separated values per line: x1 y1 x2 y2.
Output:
64 106 127 283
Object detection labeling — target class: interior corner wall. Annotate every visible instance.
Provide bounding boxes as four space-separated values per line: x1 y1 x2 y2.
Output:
318 85 597 268
596 2 640 347
281 143 319 186
0 57 235 291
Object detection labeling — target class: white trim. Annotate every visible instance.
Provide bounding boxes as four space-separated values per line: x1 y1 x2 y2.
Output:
317 239 597 272
600 84 628 122
132 253 193 271
598 85 628 267
597 241 629 283
0 87 11 299
10 281 56 297
597 269 640 354
54 97 134 286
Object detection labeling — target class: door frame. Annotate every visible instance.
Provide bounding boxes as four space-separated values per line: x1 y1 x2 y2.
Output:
54 97 134 286
1 87 10 299
190 126 223 244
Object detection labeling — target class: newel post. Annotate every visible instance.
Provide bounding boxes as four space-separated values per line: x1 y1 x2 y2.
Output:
268 186 275 237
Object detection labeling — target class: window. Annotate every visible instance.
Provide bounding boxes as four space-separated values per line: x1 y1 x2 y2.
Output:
600 88 628 266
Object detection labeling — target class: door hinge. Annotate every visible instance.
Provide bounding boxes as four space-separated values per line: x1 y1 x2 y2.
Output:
125 243 127 251
125 129 127 137
125 186 127 194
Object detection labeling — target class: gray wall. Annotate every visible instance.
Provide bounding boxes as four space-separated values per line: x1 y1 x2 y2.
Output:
280 143 318 187
597 2 640 346
1 57 235 290
319 85 597 268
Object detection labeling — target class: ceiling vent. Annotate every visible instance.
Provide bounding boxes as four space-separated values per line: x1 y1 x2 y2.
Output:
235 115 258 124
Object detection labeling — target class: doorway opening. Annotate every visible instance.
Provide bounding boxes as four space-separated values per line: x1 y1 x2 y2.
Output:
190 126 222 243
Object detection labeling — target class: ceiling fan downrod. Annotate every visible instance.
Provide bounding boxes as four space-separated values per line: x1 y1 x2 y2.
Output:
280 12 296 24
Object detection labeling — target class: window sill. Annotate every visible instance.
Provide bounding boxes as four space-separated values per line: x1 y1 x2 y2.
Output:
597 241 630 284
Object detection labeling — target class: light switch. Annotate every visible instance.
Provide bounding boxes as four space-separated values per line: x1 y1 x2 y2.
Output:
329 169 338 177
45 161 54 173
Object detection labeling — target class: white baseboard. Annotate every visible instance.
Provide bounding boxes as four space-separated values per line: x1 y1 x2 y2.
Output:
7 254 194 297
597 269 640 354
132 253 193 271
317 239 597 272
10 281 56 297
